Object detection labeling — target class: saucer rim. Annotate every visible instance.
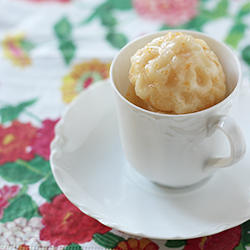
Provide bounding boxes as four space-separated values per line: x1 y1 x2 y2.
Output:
50 79 250 240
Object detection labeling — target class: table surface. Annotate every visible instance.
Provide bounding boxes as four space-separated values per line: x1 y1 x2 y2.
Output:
0 0 250 249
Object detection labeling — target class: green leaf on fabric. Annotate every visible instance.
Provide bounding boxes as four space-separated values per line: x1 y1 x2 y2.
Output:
0 194 40 223
54 17 72 41
108 0 132 10
13 185 29 200
0 156 51 184
165 240 187 248
213 0 228 18
54 17 76 64
59 40 76 65
82 0 131 25
39 174 62 202
160 25 176 30
20 40 35 52
101 11 117 27
0 99 37 123
242 45 250 66
235 242 247 250
81 2 113 25
184 15 210 31
237 3 250 18
225 22 246 48
171 10 213 31
106 32 127 49
241 220 250 246
65 243 82 250
93 232 125 248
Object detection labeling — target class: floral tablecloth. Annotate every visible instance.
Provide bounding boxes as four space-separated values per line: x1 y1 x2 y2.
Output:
0 0 250 249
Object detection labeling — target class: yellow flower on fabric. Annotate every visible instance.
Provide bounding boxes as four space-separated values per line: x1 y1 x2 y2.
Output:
2 34 34 67
61 59 111 103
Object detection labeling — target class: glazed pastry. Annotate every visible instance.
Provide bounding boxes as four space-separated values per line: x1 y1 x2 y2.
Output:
129 32 226 114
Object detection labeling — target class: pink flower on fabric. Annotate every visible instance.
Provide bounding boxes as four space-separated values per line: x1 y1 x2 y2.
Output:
31 119 59 160
133 0 199 27
0 185 20 219
2 34 33 68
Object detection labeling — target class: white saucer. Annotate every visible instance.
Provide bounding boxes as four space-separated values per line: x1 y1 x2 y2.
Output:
50 79 250 240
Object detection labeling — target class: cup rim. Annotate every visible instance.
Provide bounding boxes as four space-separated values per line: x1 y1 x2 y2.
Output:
110 29 242 117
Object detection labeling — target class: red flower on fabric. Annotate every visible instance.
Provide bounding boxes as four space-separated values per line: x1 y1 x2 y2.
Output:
31 119 59 160
39 194 111 246
133 0 199 27
115 238 159 250
0 185 20 219
184 226 241 250
0 121 37 165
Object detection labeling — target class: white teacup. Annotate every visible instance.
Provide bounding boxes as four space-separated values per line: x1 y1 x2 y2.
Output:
110 30 246 188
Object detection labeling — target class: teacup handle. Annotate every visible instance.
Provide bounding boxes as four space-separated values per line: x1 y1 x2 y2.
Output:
205 115 246 170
